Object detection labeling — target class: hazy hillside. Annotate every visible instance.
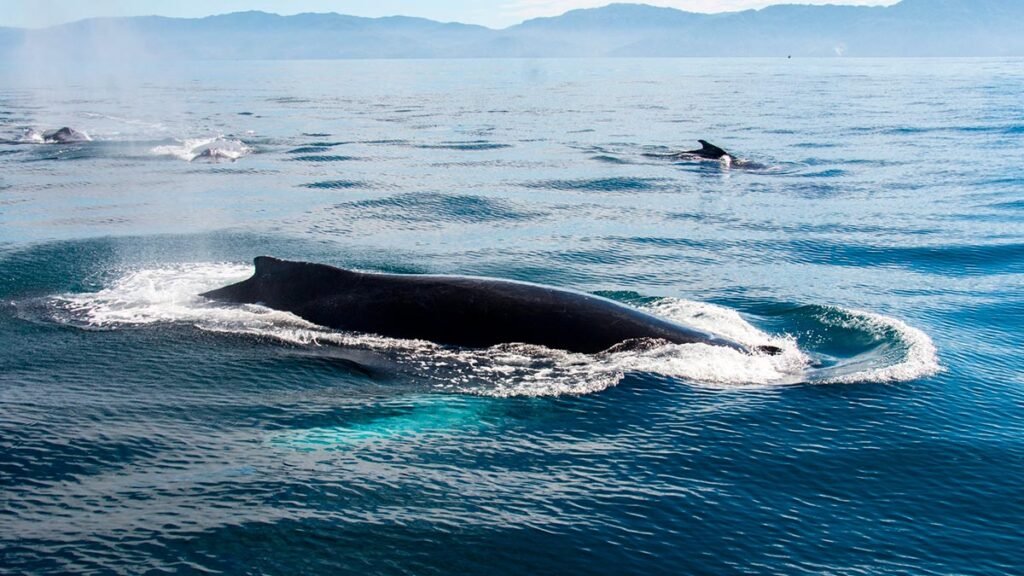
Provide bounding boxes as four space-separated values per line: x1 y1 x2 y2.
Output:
3 0 1023 60
0 27 24 52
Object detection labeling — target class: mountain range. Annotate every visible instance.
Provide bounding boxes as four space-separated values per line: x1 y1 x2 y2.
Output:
2 0 1022 59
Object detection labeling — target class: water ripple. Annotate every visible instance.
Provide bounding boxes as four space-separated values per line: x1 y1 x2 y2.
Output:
324 193 547 226
289 155 359 162
302 180 371 190
523 177 668 192
416 141 511 151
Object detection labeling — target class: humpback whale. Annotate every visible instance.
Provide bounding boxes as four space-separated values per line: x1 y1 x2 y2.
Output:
42 127 92 144
201 257 781 356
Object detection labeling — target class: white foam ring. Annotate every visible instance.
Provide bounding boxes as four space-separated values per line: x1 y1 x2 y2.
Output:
816 310 941 384
151 137 251 162
51 264 937 397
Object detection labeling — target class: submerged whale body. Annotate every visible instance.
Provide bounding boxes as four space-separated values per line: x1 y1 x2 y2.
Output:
201 257 781 355
42 127 92 144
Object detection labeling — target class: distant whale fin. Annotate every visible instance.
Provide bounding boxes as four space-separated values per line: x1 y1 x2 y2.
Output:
694 139 730 158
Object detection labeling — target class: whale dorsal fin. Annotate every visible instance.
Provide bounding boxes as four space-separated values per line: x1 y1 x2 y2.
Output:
254 256 289 275
696 140 729 158
252 256 358 284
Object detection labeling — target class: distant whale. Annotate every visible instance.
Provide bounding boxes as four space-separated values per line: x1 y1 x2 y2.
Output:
643 139 734 165
644 140 772 170
42 127 92 144
8 127 91 144
201 257 782 356
191 138 251 162
193 147 236 161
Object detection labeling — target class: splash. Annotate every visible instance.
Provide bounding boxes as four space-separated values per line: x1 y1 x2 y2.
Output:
151 137 252 162
17 129 45 144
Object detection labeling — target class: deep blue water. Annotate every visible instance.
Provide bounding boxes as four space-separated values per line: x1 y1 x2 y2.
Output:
1 59 1022 575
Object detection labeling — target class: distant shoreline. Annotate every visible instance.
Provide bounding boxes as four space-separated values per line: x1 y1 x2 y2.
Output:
1 1 1022 59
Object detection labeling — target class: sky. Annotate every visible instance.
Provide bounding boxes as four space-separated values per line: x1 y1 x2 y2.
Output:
2 0 901 30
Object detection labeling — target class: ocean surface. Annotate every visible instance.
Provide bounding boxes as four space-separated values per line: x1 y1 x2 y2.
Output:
0 58 1021 575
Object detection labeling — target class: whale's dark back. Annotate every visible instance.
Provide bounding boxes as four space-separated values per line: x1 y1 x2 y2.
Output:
201 257 754 354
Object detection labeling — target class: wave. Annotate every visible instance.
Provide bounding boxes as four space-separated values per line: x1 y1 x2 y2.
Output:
591 154 632 164
523 177 667 192
302 180 370 190
415 141 511 151
330 192 544 224
150 137 252 162
288 155 358 162
287 146 333 154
